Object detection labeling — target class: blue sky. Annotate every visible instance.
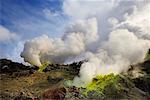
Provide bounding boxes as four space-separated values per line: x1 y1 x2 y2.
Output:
0 0 68 38
0 0 70 61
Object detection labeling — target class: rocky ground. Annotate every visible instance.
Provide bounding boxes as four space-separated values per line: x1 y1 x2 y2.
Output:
0 52 150 100
0 59 82 100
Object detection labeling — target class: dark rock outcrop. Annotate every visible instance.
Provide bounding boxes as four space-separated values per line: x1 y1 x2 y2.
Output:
0 59 38 77
42 87 66 100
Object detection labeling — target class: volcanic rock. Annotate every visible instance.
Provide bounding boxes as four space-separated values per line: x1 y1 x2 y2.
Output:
42 87 66 100
0 59 38 77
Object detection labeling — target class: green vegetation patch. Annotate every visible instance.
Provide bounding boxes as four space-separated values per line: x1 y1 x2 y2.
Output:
82 74 123 97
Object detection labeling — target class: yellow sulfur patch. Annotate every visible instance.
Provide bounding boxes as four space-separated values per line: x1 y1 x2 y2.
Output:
38 62 50 72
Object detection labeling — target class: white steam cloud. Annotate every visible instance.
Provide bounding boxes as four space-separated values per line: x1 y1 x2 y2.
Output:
21 18 98 66
21 0 150 86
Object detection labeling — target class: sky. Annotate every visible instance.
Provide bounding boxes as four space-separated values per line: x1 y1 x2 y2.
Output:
0 0 68 38
0 0 69 61
0 0 150 63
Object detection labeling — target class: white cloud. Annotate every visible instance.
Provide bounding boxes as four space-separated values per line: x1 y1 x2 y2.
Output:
43 8 58 18
122 3 150 39
63 0 118 20
21 18 98 66
0 25 18 42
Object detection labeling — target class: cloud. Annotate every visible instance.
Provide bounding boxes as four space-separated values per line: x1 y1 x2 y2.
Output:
63 0 118 20
0 25 22 62
43 8 59 18
63 0 150 41
117 3 150 40
0 25 18 42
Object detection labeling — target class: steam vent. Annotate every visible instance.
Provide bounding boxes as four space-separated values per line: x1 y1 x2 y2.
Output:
0 0 150 100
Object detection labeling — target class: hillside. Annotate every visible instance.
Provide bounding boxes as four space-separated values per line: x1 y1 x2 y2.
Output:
0 51 150 99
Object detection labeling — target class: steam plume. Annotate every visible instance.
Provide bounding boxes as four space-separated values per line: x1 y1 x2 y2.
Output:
21 1 150 86
21 18 98 66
